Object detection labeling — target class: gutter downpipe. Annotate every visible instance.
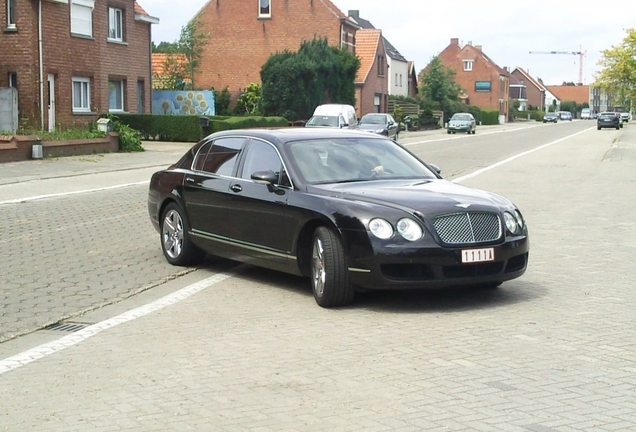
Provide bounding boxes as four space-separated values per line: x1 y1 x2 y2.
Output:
38 0 45 131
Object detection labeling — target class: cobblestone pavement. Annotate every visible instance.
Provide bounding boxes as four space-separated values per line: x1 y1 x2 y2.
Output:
1 125 635 431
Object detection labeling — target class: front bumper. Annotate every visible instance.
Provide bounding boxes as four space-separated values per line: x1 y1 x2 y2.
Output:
448 124 472 132
345 234 529 290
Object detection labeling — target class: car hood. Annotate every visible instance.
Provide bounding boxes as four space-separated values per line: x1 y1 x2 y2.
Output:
308 179 510 217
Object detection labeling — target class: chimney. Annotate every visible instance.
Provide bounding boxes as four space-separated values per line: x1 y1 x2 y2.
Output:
468 40 472 46
475 45 482 51
348 10 359 20
451 38 459 45
504 66 509 72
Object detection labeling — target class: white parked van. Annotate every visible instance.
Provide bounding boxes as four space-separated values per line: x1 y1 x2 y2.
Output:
581 108 591 120
305 104 358 129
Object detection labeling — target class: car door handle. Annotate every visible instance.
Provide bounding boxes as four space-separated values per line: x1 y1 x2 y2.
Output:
186 177 195 183
230 184 243 193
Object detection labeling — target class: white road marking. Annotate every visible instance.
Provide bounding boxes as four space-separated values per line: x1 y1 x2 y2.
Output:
403 124 541 146
0 181 149 206
0 272 235 376
452 127 596 183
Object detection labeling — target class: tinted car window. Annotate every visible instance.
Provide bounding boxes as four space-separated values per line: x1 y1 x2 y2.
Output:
241 140 286 184
288 137 437 184
201 137 245 176
360 114 387 124
193 141 213 171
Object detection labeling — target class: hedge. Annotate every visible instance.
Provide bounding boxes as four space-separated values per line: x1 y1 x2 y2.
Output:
108 114 289 142
480 109 500 125
516 110 546 122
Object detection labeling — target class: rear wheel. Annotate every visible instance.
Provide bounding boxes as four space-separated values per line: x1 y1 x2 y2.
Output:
160 202 204 266
311 227 355 308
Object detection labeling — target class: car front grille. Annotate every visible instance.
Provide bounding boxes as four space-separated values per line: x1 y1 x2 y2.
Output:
433 212 502 244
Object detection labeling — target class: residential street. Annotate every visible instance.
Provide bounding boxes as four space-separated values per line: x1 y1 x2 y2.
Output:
1 121 635 431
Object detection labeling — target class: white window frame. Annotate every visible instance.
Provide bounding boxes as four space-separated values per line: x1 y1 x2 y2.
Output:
7 0 16 28
258 0 271 18
108 7 123 41
72 77 91 113
70 0 94 37
108 79 125 112
463 60 473 71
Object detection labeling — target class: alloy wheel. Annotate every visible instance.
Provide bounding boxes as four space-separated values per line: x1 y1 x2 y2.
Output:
312 238 326 297
162 209 184 259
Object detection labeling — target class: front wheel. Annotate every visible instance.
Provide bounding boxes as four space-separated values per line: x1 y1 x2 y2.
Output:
311 227 355 308
160 202 204 266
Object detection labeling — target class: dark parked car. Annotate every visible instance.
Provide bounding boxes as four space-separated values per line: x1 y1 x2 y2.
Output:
597 112 621 130
447 113 476 134
148 129 529 307
357 113 399 141
543 113 558 123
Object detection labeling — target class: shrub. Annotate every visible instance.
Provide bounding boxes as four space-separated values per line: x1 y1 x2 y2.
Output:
480 109 500 125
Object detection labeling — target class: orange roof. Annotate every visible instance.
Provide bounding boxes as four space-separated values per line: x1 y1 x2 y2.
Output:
355 29 382 83
134 1 148 16
152 53 188 75
545 85 589 104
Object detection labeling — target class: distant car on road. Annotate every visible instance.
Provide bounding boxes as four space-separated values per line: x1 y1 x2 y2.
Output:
356 113 399 141
559 111 573 121
447 113 476 134
619 112 630 123
597 112 621 130
581 108 591 120
543 112 558 123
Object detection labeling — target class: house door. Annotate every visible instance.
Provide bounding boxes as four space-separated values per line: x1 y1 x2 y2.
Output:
47 74 56 132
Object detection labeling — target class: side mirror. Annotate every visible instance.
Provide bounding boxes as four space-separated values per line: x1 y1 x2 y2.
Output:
251 170 278 185
428 163 442 176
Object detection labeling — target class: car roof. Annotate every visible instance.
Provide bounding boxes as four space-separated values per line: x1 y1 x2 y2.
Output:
206 127 385 144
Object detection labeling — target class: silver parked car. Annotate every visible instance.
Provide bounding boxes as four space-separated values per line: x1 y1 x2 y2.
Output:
447 113 476 134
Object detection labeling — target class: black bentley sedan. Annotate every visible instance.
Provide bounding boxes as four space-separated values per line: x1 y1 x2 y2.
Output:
148 128 529 307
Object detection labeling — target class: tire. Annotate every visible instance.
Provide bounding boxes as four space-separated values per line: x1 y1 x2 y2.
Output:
447 130 451 134
310 227 355 308
616 125 620 130
597 126 601 130
160 202 204 266
471 129 476 134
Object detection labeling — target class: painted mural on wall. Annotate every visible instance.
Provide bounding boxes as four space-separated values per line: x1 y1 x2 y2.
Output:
152 90 216 116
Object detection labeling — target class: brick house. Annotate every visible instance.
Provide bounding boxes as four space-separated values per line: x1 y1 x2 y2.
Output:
438 38 510 123
0 0 158 131
354 29 388 116
192 0 361 103
510 67 546 111
348 10 411 99
545 84 590 106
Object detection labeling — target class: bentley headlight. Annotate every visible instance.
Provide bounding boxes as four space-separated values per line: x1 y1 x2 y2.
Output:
369 218 394 240
504 212 520 235
375 128 386 134
396 218 423 241
514 210 524 229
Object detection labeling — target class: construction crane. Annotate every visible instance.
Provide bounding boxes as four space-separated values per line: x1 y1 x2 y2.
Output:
529 48 586 84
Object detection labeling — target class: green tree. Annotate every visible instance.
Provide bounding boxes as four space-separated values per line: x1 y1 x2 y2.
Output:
234 83 262 115
418 56 464 121
595 28 636 108
152 41 179 53
153 54 187 90
260 38 360 121
177 18 208 90
212 86 232 116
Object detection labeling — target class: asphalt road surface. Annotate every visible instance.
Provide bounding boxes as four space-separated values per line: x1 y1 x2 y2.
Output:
1 120 635 431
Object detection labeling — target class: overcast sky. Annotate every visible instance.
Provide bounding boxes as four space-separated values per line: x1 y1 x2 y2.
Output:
144 0 634 86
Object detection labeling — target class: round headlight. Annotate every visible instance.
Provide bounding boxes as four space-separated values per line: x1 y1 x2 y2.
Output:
396 218 423 241
504 212 520 235
369 218 394 240
514 210 524 229
375 128 386 134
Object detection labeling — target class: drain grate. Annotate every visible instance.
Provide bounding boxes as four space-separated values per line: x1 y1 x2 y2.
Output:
44 322 88 333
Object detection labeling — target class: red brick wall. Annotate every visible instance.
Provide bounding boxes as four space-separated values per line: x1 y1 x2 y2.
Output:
438 41 509 116
512 70 544 110
358 50 389 116
195 0 354 97
0 0 152 130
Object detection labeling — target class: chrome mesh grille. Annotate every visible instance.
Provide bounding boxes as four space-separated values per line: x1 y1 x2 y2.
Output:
433 212 501 244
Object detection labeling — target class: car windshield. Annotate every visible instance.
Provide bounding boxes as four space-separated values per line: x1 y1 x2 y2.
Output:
306 115 339 127
451 114 471 121
360 114 387 125
287 137 437 184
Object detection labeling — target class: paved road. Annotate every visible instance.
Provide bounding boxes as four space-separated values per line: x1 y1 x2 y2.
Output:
1 122 635 431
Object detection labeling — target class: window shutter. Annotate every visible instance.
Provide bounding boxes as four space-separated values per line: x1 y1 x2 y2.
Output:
71 2 93 36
